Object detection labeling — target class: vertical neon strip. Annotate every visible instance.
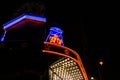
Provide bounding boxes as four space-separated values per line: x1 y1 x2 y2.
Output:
0 31 6 42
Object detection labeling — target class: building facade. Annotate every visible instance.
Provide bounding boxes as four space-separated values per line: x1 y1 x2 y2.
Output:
0 13 88 80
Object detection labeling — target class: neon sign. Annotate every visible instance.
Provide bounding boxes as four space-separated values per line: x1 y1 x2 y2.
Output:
49 34 62 45
45 27 64 46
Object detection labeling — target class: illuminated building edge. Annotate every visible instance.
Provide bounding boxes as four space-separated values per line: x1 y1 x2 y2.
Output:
3 13 46 30
0 13 46 42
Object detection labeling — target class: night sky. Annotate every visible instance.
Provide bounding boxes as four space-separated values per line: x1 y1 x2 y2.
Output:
0 0 112 80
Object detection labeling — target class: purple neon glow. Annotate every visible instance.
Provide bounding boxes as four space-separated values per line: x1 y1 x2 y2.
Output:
3 13 46 30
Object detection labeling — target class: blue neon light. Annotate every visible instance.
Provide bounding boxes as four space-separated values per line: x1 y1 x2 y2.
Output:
50 27 63 34
45 27 64 46
0 31 6 42
3 13 46 30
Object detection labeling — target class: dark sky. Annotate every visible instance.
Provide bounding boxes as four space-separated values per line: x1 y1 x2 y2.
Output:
0 0 112 79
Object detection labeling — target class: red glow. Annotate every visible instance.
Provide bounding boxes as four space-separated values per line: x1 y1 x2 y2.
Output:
4 19 46 31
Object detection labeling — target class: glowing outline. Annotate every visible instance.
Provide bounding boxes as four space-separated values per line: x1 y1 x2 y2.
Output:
3 13 46 30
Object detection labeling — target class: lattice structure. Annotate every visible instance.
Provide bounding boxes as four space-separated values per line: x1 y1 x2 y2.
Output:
49 57 84 80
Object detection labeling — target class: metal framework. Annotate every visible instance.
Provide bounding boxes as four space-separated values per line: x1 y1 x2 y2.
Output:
43 42 88 80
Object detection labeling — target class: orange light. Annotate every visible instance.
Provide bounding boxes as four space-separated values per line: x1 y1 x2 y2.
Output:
49 34 62 45
99 60 103 66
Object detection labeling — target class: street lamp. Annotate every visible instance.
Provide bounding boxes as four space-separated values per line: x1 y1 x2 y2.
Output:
90 76 94 80
99 60 103 66
98 59 103 80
